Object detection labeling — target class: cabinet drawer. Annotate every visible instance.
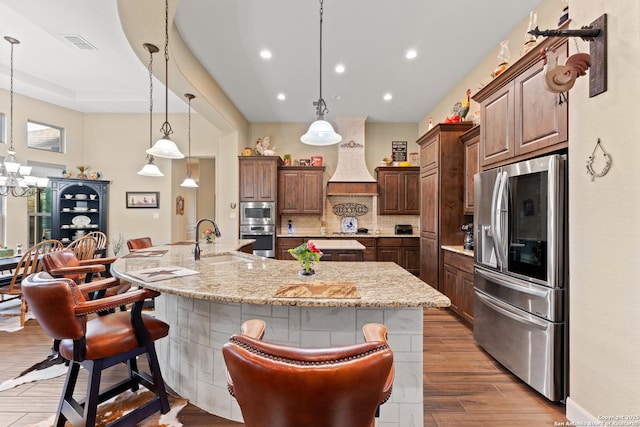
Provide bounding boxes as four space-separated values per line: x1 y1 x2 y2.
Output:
377 238 402 247
443 250 474 274
402 237 419 247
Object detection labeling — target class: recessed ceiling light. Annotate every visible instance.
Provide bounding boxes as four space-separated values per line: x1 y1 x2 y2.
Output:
405 49 417 59
383 93 393 101
260 50 272 59
277 93 286 101
333 95 342 101
335 64 345 73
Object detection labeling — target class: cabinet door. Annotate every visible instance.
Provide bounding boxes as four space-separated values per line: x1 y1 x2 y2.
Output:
378 170 401 214
420 135 439 171
443 264 460 313
279 170 302 213
377 246 402 265
461 271 475 324
300 170 323 214
403 171 420 214
515 41 568 157
402 246 421 276
420 169 438 236
276 237 304 260
240 159 278 202
420 236 438 288
463 134 479 214
480 83 515 167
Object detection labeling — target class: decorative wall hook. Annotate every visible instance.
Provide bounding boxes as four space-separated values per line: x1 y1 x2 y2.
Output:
586 138 611 181
530 14 607 97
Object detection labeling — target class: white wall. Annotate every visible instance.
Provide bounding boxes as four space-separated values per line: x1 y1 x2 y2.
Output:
566 0 640 419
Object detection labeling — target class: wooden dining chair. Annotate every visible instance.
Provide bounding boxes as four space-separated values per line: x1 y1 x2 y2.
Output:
223 319 394 427
86 231 108 258
66 235 98 261
0 239 64 326
21 271 170 427
126 237 153 252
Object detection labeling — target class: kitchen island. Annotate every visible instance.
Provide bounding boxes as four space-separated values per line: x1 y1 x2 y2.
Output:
112 240 450 427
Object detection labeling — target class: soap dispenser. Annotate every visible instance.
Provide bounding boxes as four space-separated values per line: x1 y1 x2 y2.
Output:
287 220 294 235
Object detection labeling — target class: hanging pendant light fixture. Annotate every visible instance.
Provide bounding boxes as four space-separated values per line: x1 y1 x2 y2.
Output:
180 93 198 188
300 0 342 146
146 0 185 159
138 43 164 177
0 36 49 197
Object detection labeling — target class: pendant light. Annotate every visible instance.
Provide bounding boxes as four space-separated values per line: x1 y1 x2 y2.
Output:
137 43 164 177
180 93 198 188
300 0 342 146
0 36 48 197
146 0 185 159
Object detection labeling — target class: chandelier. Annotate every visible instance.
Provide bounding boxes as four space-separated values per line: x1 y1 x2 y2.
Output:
0 36 49 197
300 0 342 146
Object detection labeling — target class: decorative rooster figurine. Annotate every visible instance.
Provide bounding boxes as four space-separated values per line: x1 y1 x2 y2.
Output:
541 47 591 94
459 89 471 121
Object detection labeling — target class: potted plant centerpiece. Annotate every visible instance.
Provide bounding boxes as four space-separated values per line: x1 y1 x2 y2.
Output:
288 242 322 276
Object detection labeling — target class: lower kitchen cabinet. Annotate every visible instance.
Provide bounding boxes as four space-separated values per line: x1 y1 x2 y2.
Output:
377 238 420 276
320 250 364 262
276 237 304 260
442 249 475 324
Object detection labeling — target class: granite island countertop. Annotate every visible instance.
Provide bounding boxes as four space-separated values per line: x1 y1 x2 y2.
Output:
112 240 449 309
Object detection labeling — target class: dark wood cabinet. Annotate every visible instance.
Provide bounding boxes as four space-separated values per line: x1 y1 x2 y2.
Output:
473 37 568 169
417 123 472 289
461 126 480 215
49 178 110 244
377 237 420 276
278 166 324 215
320 250 364 262
442 250 474 324
376 167 420 215
239 156 282 202
276 237 304 260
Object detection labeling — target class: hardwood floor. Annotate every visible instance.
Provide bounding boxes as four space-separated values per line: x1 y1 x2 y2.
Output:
0 308 566 426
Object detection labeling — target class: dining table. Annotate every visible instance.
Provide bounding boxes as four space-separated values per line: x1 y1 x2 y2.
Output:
0 255 21 287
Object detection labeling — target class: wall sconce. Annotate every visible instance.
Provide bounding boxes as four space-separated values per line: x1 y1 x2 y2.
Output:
529 14 607 97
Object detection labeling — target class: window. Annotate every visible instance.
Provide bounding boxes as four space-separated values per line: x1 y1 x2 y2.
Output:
27 120 64 153
27 161 64 245
0 112 5 145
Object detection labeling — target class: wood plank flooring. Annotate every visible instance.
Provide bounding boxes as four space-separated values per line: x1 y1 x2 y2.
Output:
0 308 567 426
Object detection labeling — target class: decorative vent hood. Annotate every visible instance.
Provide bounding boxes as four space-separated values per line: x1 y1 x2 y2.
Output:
326 116 378 195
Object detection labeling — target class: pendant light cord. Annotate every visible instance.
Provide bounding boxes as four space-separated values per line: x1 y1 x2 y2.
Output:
315 0 329 120
148 46 154 152
186 94 193 176
8 37 15 151
159 0 173 138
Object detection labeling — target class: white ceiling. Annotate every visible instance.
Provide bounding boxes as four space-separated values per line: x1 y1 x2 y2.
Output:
0 0 541 123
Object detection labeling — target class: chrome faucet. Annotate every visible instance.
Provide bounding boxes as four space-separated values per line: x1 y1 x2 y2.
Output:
194 218 221 260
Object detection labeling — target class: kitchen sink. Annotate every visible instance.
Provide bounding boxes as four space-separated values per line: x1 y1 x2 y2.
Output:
203 254 252 265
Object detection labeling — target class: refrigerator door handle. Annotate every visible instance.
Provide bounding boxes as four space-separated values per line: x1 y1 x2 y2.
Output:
492 171 508 268
490 172 503 268
475 267 549 298
476 291 549 330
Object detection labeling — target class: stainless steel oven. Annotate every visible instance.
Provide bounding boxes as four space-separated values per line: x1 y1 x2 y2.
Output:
240 201 276 226
240 224 276 258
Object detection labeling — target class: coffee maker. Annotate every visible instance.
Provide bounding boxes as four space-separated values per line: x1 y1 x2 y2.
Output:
461 223 474 250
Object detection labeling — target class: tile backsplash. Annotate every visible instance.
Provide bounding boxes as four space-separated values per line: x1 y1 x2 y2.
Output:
280 195 419 235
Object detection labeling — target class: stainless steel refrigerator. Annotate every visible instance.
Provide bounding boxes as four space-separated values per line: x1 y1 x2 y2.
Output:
473 153 567 402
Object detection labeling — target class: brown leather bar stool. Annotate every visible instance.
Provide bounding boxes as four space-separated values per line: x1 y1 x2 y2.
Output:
223 319 394 427
126 237 153 251
21 272 170 427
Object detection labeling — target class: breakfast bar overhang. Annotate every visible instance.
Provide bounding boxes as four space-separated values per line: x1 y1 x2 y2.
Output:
112 241 450 427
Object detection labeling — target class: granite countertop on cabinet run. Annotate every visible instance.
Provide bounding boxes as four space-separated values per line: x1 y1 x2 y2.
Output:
277 233 418 238
441 245 474 258
112 241 449 309
308 239 366 250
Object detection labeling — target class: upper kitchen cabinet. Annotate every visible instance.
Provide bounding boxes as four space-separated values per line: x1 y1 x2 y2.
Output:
473 36 568 169
239 156 282 202
49 177 110 244
460 125 480 215
417 123 473 289
278 166 325 215
376 167 420 215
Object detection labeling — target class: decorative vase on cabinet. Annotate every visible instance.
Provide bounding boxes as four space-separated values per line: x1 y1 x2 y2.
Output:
49 177 110 245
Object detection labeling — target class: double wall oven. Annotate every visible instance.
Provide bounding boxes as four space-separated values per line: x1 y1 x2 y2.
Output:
474 153 567 402
239 201 276 258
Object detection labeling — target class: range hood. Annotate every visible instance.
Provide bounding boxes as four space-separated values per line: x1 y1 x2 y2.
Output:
326 116 378 195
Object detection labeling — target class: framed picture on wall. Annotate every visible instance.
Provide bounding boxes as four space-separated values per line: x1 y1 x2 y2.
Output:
126 191 159 209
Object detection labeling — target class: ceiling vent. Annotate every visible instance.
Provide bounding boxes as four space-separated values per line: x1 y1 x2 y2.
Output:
61 34 97 50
